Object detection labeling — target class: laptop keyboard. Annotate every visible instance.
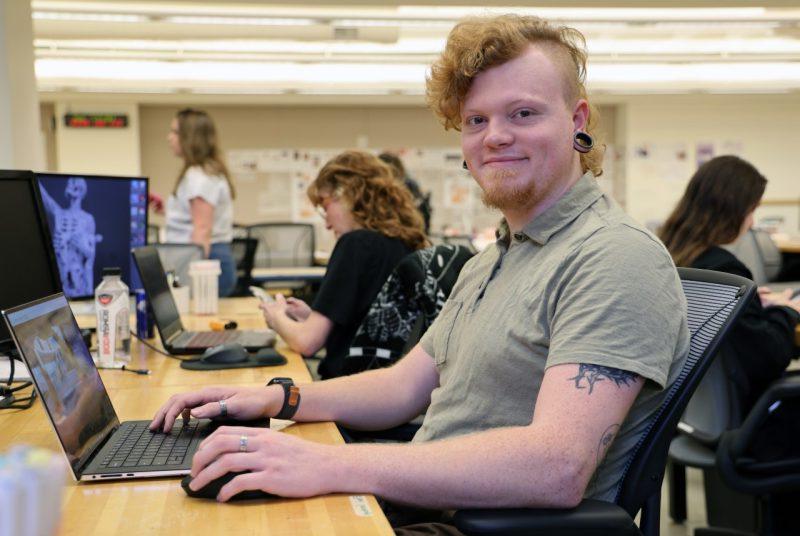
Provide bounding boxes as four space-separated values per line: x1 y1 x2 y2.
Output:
185 330 239 348
100 421 203 468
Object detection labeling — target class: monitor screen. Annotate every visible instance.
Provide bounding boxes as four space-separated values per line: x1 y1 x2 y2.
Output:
0 170 63 348
4 294 118 476
36 173 148 299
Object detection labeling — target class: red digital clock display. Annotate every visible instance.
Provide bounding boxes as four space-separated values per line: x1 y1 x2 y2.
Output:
64 114 128 128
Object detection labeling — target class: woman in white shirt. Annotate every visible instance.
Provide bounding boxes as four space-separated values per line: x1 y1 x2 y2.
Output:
165 108 236 296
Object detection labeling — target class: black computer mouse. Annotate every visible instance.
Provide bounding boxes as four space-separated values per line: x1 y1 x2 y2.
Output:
181 472 275 501
201 342 249 364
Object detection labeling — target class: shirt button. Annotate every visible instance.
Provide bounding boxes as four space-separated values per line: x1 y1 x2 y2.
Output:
513 233 525 241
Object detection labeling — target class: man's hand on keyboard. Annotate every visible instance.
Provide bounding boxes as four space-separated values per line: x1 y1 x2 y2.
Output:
149 386 283 433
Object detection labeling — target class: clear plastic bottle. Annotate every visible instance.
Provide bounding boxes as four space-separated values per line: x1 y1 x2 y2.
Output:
95 267 130 366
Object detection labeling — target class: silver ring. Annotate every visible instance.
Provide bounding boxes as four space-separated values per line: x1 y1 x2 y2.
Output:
218 399 228 417
239 435 248 453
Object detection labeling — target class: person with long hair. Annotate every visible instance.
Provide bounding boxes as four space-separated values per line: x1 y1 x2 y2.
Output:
260 150 427 379
660 155 800 411
165 108 237 297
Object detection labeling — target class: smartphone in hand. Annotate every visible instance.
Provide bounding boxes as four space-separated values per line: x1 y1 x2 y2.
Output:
249 286 275 304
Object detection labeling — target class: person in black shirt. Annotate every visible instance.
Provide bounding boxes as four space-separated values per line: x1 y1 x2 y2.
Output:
260 150 427 379
659 155 800 413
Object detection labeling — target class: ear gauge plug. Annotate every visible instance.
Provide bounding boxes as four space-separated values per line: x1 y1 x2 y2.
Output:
573 131 594 153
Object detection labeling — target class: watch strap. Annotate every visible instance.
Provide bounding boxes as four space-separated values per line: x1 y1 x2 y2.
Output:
268 378 300 420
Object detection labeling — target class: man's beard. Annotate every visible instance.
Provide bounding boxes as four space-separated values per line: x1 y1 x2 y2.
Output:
479 168 538 211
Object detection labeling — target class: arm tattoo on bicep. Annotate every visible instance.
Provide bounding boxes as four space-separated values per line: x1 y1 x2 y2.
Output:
568 364 640 394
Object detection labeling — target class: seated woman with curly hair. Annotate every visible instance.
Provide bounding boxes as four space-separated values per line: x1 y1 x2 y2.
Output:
260 150 428 379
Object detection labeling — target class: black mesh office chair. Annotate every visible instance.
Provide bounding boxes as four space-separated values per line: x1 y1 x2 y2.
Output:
429 233 478 254
716 374 800 535
667 345 759 532
247 222 315 268
152 243 204 289
452 268 755 536
229 237 258 297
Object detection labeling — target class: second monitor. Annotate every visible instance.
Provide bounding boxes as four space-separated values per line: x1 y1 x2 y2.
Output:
35 173 148 300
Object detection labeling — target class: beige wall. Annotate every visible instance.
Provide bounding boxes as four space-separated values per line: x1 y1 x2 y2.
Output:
55 101 141 176
140 104 617 234
620 93 800 232
140 104 462 228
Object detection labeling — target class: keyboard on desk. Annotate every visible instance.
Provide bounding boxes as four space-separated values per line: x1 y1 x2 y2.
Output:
184 330 239 348
100 421 205 469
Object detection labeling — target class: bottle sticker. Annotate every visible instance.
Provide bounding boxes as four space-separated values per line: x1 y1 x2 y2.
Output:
349 495 373 517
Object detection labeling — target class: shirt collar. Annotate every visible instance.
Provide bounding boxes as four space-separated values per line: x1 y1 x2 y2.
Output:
496 172 603 246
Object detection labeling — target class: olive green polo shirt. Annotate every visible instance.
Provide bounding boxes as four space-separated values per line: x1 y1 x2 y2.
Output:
416 172 690 502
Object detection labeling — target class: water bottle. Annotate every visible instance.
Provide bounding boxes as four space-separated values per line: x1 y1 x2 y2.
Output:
95 267 130 367
135 289 154 339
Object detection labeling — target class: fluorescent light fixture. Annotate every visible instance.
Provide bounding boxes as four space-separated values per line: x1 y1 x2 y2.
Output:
165 16 315 26
588 37 800 56
396 6 769 22
588 62 800 86
332 18 453 28
35 57 800 93
33 11 147 23
35 59 428 85
34 38 446 55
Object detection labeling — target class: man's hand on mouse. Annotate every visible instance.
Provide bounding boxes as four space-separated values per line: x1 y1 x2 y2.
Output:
189 425 341 501
149 385 284 433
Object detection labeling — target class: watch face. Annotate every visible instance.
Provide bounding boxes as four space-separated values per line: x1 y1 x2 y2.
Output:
268 377 293 386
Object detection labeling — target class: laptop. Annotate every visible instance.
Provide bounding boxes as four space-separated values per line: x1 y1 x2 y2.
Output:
132 246 275 354
2 293 215 481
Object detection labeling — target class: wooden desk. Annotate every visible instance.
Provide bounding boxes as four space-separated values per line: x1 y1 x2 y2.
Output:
773 235 800 254
0 298 392 535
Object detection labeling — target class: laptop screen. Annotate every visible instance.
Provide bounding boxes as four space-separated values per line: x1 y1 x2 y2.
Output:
132 246 183 343
3 294 119 477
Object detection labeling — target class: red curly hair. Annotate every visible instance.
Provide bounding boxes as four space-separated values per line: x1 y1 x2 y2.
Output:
307 150 427 250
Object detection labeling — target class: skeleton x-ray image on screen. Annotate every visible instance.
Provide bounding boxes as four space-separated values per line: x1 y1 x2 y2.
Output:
37 174 148 299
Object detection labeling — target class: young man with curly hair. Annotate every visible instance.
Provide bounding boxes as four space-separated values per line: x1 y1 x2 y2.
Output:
151 15 689 535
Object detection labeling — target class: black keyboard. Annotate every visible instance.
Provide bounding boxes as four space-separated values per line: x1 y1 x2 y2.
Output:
100 421 202 468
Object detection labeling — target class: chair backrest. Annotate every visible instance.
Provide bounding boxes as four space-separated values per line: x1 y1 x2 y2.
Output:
613 268 755 525
247 222 315 268
229 237 258 296
753 229 782 281
232 223 249 239
724 228 782 285
343 244 474 375
429 233 478 254
151 243 204 289
146 224 161 244
676 343 744 446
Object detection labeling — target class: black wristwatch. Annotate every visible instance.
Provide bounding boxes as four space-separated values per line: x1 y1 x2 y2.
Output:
267 377 301 420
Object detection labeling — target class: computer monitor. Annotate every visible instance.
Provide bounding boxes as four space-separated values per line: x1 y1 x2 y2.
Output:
0 170 63 350
35 173 148 299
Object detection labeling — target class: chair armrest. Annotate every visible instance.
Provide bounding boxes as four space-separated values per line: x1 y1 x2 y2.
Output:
726 375 800 458
716 375 800 494
452 499 640 536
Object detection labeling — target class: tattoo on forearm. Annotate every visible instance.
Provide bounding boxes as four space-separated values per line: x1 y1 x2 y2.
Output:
569 364 640 394
596 424 621 466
